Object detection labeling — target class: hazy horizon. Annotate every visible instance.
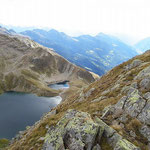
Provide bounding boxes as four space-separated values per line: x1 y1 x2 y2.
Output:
0 23 146 45
1 0 150 44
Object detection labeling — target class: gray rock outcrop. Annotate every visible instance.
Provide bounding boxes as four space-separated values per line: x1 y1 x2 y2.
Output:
43 110 140 150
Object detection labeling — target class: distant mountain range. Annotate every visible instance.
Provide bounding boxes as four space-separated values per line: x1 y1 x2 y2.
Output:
20 29 137 75
134 37 150 53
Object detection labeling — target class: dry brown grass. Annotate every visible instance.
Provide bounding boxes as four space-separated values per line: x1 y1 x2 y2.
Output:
9 50 150 150
126 118 142 131
111 124 122 133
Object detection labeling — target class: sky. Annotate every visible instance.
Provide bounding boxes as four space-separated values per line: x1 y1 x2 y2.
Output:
0 0 150 44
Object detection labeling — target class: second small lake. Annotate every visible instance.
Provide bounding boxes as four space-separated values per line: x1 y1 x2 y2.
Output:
48 82 69 90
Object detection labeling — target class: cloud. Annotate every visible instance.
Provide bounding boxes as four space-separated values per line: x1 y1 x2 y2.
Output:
0 0 150 39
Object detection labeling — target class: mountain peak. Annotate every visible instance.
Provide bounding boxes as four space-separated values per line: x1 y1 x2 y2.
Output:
48 29 58 33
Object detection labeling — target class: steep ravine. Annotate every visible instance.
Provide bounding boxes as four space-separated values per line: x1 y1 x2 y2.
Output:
8 51 150 149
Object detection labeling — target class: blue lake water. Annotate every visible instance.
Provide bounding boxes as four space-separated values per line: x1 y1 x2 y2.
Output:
0 92 62 139
48 82 69 90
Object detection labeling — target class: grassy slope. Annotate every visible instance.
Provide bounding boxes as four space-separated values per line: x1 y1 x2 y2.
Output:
6 52 146 149
9 51 150 150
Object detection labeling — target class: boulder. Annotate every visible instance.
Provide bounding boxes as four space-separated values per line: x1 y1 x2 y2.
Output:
140 125 150 142
131 82 138 89
43 109 102 150
123 89 146 118
92 144 101 150
113 89 146 118
114 139 140 150
95 117 140 150
43 110 140 150
125 59 142 70
135 65 150 79
138 100 150 125
139 78 150 91
143 92 150 100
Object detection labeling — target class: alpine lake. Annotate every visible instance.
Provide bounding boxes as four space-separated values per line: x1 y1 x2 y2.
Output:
0 82 69 139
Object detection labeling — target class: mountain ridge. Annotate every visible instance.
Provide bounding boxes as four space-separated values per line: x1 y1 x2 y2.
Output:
20 28 137 76
0 30 96 97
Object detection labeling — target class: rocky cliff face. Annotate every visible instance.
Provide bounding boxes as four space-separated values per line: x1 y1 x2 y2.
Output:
8 50 150 150
0 33 96 96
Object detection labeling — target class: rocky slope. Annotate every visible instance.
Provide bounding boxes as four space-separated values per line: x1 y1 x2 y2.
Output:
8 50 150 150
20 29 137 75
0 32 96 97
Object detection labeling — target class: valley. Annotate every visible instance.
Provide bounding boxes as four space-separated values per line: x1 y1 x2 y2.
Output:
0 0 150 149
20 29 138 75
8 50 150 150
0 26 149 150
0 31 95 97
0 30 96 149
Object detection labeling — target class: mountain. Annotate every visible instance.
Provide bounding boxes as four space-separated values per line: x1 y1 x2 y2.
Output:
0 26 16 35
0 24 39 32
20 29 137 76
0 27 96 97
9 50 150 150
135 37 150 53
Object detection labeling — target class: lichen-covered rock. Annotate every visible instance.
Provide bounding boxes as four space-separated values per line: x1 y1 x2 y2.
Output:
124 89 146 117
138 100 150 125
139 78 150 91
95 117 140 150
140 125 150 142
92 144 101 150
43 109 102 150
130 82 138 89
114 87 150 125
143 92 150 100
113 88 144 118
101 105 113 119
125 59 142 70
43 111 140 150
121 86 135 95
118 114 128 123
135 65 150 79
114 139 140 150
114 96 127 110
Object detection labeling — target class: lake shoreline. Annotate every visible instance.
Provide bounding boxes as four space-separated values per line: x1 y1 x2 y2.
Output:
0 82 69 141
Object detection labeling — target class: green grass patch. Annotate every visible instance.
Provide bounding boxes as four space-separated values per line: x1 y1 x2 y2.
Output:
0 138 9 148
